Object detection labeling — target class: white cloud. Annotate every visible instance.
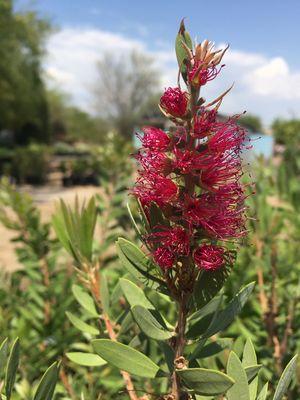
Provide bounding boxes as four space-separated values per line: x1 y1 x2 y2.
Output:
44 27 300 125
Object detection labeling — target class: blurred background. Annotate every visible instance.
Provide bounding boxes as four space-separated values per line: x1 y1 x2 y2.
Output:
0 0 299 398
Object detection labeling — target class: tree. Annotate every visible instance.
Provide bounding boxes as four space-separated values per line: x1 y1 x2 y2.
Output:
0 0 51 143
94 50 160 140
272 118 300 177
47 88 109 143
238 114 262 132
272 118 300 145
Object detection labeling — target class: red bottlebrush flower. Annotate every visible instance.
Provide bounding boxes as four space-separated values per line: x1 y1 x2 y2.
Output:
173 148 199 174
173 148 217 175
188 60 223 87
184 193 246 240
160 87 189 118
148 225 190 256
139 126 170 151
193 108 217 138
133 173 178 207
136 150 171 175
194 244 227 271
199 154 242 190
207 119 246 154
153 247 175 270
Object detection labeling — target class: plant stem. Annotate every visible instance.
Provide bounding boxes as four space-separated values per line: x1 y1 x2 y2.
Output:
171 296 188 399
91 272 139 400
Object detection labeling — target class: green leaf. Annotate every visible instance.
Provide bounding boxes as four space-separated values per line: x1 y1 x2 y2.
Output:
52 197 97 263
273 355 298 400
188 295 223 322
243 339 259 400
66 352 107 367
204 282 255 337
194 338 233 359
257 382 268 400
242 338 257 367
126 201 143 239
66 312 98 335
227 351 250 400
119 278 154 309
176 368 234 396
131 305 174 341
33 362 59 400
100 273 110 315
0 338 8 376
72 285 98 317
5 338 20 400
116 238 164 287
175 19 193 78
159 342 174 373
193 267 231 309
245 365 262 382
92 339 160 378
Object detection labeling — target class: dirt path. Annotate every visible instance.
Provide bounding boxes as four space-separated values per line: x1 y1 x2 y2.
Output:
0 185 101 272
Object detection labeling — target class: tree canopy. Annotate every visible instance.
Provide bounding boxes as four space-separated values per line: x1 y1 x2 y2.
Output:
0 0 51 143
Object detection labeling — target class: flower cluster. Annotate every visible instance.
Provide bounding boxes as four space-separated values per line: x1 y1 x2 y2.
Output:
132 25 250 281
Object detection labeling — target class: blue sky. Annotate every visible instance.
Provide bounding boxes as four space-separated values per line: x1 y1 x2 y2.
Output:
17 0 300 125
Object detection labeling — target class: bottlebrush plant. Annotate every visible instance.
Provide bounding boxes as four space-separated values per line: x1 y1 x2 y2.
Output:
53 20 297 400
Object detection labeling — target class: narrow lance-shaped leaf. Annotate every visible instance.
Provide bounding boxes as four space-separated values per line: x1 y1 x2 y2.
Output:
66 352 107 367
257 382 269 400
119 278 154 309
175 19 193 79
66 312 99 335
92 339 160 378
116 238 165 287
176 368 235 396
273 355 298 400
193 266 231 309
131 305 174 341
227 351 250 400
0 338 8 377
243 338 259 400
5 338 20 400
99 273 110 315
33 362 60 400
72 285 98 317
204 282 255 338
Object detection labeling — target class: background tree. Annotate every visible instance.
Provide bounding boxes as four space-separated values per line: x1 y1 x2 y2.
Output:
47 88 110 143
272 118 300 178
94 50 160 140
238 113 263 132
272 118 300 145
0 0 51 144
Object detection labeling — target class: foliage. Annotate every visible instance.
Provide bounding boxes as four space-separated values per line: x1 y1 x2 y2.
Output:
52 196 298 399
272 118 300 146
238 114 263 133
46 89 110 143
9 143 51 184
0 0 51 142
60 134 134 186
0 178 78 393
0 338 59 400
272 118 300 180
224 159 300 398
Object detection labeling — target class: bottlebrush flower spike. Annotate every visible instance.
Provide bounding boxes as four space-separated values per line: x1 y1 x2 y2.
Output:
132 20 251 295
